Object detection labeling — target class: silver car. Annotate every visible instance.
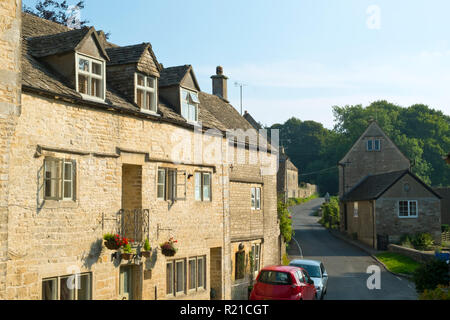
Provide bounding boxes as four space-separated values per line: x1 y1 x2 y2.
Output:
289 259 328 299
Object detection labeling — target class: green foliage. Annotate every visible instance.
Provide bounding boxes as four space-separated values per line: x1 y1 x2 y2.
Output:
103 233 115 241
278 201 294 243
411 233 435 251
420 285 450 300
271 101 450 194
412 259 450 293
143 238 151 251
442 224 450 233
375 252 421 275
318 196 340 229
282 253 290 266
122 243 132 254
286 193 319 207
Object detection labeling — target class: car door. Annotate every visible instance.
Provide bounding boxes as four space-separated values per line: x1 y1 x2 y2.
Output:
320 263 328 290
302 270 315 300
295 270 310 300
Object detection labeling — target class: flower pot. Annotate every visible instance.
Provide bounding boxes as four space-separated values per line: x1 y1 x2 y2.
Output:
104 240 120 250
121 253 133 260
161 247 176 257
141 251 151 258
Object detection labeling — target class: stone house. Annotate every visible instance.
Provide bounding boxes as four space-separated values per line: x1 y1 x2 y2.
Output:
277 148 299 202
0 4 280 300
243 111 303 202
339 121 441 249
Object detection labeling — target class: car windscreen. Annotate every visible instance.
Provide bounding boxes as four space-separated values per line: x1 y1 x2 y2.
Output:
258 271 292 285
292 264 321 278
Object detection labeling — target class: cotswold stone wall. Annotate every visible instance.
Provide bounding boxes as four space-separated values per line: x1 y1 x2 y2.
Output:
297 183 318 199
376 174 441 244
0 0 21 300
4 90 279 300
6 92 230 300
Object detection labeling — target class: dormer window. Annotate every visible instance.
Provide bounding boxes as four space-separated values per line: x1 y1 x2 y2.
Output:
181 88 199 122
135 73 157 113
75 53 105 101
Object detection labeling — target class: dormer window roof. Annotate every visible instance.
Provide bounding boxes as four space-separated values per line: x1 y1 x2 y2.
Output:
76 53 106 101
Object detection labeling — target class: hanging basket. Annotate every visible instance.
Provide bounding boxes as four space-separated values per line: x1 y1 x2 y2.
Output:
104 239 120 250
121 252 133 260
161 243 177 257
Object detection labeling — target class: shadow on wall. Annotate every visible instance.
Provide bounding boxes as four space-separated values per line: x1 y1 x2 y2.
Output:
82 239 103 269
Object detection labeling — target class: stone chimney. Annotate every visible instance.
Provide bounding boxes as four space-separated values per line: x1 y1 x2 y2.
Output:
211 66 228 100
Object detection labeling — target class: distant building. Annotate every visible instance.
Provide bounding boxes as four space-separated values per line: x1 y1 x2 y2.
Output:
339 121 441 249
278 147 299 202
434 188 450 225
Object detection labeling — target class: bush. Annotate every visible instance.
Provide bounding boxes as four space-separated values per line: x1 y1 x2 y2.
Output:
420 285 450 300
282 253 290 266
442 224 450 233
400 234 414 249
411 233 434 251
278 201 294 243
319 196 340 229
412 259 450 293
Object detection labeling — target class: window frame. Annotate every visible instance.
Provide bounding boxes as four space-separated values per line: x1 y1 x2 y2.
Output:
251 187 262 210
42 273 92 300
166 259 186 297
251 244 261 275
367 138 381 152
135 73 158 114
194 171 212 202
180 88 199 123
44 157 76 202
75 52 106 102
157 168 186 202
398 200 418 218
353 202 359 218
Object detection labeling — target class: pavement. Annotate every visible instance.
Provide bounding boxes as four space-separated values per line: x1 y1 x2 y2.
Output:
287 198 418 300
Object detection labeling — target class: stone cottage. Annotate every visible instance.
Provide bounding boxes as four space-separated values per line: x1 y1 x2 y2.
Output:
0 2 280 300
277 148 299 202
338 121 441 249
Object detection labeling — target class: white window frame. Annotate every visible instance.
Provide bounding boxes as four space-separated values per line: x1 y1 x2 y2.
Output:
251 244 261 275
180 88 199 123
157 168 166 200
42 273 92 300
367 138 381 152
354 202 359 218
157 168 186 202
195 171 212 202
75 52 106 102
251 187 261 210
135 73 158 114
44 157 76 201
398 200 418 218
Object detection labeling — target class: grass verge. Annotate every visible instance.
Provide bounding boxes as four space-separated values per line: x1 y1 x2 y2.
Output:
375 252 421 275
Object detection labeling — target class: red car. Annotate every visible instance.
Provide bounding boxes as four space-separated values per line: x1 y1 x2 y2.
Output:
250 265 317 300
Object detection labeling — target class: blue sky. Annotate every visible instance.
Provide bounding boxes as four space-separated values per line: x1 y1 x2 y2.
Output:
25 0 450 128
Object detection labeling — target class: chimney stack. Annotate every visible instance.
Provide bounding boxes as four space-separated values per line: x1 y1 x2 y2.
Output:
211 66 228 101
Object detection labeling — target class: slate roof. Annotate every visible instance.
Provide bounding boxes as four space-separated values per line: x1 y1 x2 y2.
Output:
27 27 90 57
243 111 262 130
342 170 441 201
159 65 192 87
106 43 149 65
20 13 255 136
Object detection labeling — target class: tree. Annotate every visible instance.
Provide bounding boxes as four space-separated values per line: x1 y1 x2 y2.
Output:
23 0 89 28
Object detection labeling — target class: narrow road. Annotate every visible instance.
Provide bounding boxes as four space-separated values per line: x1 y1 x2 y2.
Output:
288 198 418 300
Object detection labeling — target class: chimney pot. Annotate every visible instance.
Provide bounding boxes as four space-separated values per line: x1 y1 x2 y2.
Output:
211 66 228 101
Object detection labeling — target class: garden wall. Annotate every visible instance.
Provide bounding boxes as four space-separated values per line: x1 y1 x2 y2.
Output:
388 244 435 263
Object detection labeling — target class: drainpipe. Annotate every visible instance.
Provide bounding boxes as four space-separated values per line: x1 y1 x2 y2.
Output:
372 200 376 249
